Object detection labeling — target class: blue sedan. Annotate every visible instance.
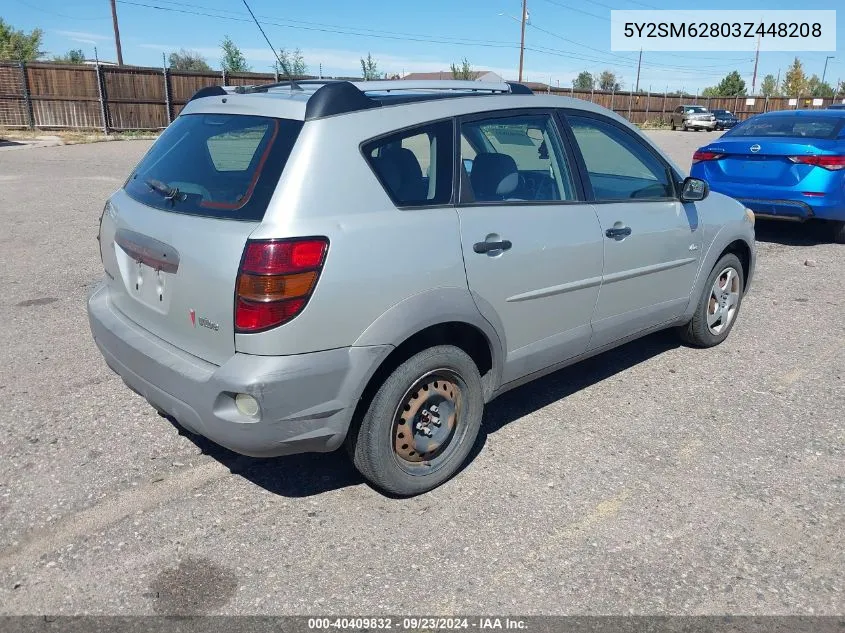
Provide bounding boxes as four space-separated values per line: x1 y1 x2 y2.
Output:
691 109 845 243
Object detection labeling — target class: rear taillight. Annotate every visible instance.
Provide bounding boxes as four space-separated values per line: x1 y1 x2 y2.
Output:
788 155 845 171
235 237 329 333
692 150 724 163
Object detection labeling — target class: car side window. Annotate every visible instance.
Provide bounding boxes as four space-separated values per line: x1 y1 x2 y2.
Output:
460 113 576 203
567 115 674 202
363 120 453 207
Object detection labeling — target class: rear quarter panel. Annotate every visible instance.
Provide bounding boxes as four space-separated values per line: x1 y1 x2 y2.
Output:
235 110 472 357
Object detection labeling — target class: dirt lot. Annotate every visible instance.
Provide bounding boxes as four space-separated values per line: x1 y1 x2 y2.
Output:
0 130 842 615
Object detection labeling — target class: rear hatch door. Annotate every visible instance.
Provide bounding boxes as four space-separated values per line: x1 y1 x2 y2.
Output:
700 137 842 185
99 112 303 365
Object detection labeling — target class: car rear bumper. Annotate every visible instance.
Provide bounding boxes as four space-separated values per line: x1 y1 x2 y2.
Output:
87 282 391 457
739 198 816 221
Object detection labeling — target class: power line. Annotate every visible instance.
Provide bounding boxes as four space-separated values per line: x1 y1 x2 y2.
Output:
536 0 758 64
114 0 745 79
119 0 520 48
525 21 753 71
12 0 109 21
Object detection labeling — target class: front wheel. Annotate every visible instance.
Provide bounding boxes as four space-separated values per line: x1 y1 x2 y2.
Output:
678 253 745 347
348 345 484 496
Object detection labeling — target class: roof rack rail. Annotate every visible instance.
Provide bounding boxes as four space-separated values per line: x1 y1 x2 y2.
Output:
353 80 525 93
233 79 343 94
303 80 535 120
187 80 535 120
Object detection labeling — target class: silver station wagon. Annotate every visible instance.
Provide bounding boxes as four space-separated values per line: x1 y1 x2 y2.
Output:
88 79 756 496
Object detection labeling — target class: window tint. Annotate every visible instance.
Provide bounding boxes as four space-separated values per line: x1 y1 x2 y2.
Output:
726 115 844 139
363 120 453 207
460 113 575 202
124 114 302 221
568 115 673 201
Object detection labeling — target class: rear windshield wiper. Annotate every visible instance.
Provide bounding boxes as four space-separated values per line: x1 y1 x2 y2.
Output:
145 178 185 202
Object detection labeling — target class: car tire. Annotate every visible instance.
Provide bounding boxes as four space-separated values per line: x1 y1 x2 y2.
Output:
671 119 676 130
348 345 484 496
832 220 845 244
682 122 688 131
678 253 745 348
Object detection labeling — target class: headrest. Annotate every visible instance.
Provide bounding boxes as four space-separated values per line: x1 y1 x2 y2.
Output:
470 153 519 201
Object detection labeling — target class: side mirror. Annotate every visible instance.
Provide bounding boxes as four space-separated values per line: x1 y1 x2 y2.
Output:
680 176 709 202
463 158 473 174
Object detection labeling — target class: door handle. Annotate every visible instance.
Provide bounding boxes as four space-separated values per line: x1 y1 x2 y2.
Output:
605 226 632 239
473 240 512 254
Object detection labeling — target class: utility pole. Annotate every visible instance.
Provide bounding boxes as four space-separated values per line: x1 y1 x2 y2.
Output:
821 56 835 86
518 0 528 82
634 48 642 93
109 0 124 66
775 68 780 94
751 35 760 94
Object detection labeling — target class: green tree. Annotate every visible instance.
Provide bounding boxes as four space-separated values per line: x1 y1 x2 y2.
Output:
277 48 306 77
52 48 85 64
598 70 620 91
450 57 474 80
701 86 720 97
759 74 778 97
221 35 250 73
0 18 44 61
572 71 594 91
806 74 834 98
782 57 807 97
714 70 746 96
360 52 379 80
168 49 211 72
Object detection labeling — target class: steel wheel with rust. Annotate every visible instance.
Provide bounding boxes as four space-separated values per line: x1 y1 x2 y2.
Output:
679 252 745 348
349 345 484 496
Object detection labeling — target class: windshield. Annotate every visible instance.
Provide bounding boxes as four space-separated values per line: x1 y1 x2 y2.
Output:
124 113 303 221
686 107 708 113
726 115 844 139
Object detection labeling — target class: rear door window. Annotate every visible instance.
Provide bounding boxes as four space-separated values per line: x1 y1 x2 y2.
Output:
124 113 303 221
459 113 576 202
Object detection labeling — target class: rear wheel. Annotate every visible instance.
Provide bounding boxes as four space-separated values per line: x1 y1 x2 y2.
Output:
831 220 845 244
349 345 484 496
671 119 677 131
679 253 745 347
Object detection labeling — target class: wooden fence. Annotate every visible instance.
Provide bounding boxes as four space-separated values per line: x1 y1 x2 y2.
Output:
1 61 843 131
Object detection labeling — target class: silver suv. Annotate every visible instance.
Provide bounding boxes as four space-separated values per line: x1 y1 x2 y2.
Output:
88 80 756 496
671 105 717 131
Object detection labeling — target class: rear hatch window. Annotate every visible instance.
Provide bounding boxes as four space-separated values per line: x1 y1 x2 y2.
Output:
124 113 303 221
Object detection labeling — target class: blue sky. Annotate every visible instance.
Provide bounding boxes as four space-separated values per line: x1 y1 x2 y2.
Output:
4 0 843 92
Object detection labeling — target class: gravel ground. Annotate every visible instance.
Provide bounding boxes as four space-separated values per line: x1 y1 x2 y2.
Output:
0 131 842 616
